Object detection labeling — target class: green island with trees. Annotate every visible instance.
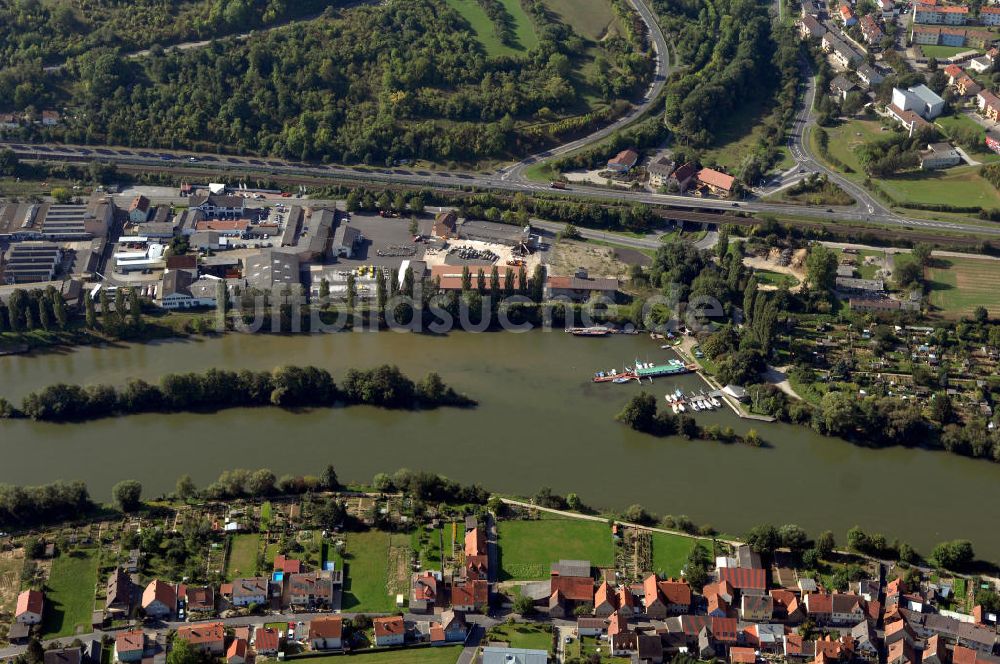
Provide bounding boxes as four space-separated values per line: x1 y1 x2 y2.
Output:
0 364 475 423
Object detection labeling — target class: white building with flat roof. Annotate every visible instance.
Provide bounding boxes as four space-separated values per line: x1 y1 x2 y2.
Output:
891 85 945 119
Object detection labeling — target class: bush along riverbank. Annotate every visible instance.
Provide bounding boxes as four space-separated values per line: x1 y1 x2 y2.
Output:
615 392 764 446
0 364 475 423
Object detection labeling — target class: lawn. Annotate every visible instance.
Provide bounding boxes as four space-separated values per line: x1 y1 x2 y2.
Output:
920 44 976 59
334 530 396 612
298 647 461 664
651 532 702 578
701 96 795 174
498 518 614 580
923 256 1000 317
225 534 261 581
41 548 99 638
754 270 800 288
487 623 554 651
818 119 885 174
935 114 1000 164
568 635 632 664
443 0 539 57
878 166 1000 209
541 0 620 41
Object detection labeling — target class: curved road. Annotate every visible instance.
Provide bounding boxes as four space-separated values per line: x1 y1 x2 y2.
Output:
501 0 672 183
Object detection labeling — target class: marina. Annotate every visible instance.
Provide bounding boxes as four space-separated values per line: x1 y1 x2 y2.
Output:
665 388 724 414
592 357 697 383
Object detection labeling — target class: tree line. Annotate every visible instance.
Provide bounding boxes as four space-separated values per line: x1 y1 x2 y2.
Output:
1 364 474 423
615 392 764 447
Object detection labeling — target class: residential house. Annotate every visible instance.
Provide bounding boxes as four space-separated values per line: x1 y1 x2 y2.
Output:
970 55 995 73
878 0 897 18
888 639 918 664
668 162 698 192
784 634 817 661
544 269 618 302
696 168 736 197
618 587 638 617
822 34 863 67
228 577 269 607
957 622 998 653
771 589 805 622
741 593 774 622
913 3 968 24
578 617 608 637
141 580 176 620
114 630 145 663
226 639 247 664
884 618 918 646
956 74 981 96
731 647 758 664
481 647 548 664
254 627 280 656
637 634 664 664
831 594 865 625
718 567 767 592
801 14 828 38
944 63 964 83
184 586 215 614
922 635 947 664
106 568 133 615
860 15 884 44
830 75 858 101
41 110 60 126
647 156 677 188
919 142 962 169
411 571 442 614
977 89 1000 121
609 612 638 656
308 617 344 650
438 610 468 643
840 4 857 25
608 149 640 173
15 590 44 625
549 575 594 618
704 580 733 618
856 63 884 87
982 6 1000 24
287 571 336 610
176 622 225 656
747 624 785 654
451 579 488 612
44 648 81 664
595 582 617 617
373 616 406 647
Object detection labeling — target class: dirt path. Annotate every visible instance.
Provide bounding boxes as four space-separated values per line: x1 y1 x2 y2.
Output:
764 365 803 401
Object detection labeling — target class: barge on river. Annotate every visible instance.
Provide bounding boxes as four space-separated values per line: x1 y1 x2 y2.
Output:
593 358 696 383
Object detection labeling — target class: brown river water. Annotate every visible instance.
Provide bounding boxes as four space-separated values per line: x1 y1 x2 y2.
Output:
1 331 998 560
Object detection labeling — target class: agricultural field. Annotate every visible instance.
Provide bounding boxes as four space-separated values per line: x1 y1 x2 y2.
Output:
443 0 539 57
41 549 100 638
651 533 703 578
333 530 404 613
225 534 261 581
879 166 1000 210
302 646 462 664
0 550 24 618
498 518 614 580
922 256 1000 317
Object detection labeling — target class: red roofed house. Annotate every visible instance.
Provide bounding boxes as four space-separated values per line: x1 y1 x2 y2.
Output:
659 579 692 614
450 579 488 612
373 616 406 647
644 575 669 619
718 567 766 592
696 168 736 197
608 149 640 173
432 211 457 239
544 269 619 302
550 575 595 618
595 582 617 617
411 571 441 614
618 587 638 618
840 4 857 25
308 617 343 650
888 639 917 664
15 590 44 624
176 622 225 656
977 90 1000 122
141 580 176 619
226 638 248 664
273 555 303 574
254 627 280 656
944 63 963 83
805 593 834 624
731 647 758 664
115 630 145 663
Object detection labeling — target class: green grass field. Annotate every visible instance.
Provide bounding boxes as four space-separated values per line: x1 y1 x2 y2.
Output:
920 45 976 59
754 270 800 288
923 256 1000 317
443 0 539 57
299 647 461 664
701 96 794 173
651 533 702 578
541 0 620 40
487 623 554 651
225 534 261 581
41 549 99 638
498 518 614 580
819 119 885 174
878 166 1000 209
334 530 396 612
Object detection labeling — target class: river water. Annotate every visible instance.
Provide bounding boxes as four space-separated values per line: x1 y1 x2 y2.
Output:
2 331 998 560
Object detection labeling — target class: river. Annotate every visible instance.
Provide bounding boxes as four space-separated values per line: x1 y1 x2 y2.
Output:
2 331 999 560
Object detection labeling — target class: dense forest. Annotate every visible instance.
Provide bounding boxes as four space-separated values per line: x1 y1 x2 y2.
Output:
0 0 652 164
0 0 340 69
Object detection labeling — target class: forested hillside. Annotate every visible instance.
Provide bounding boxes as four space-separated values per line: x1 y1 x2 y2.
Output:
0 0 653 165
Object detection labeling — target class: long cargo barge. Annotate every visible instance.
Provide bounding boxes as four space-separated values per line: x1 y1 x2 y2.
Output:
592 358 696 383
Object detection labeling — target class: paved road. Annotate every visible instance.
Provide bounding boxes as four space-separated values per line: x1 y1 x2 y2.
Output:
500 0 672 184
